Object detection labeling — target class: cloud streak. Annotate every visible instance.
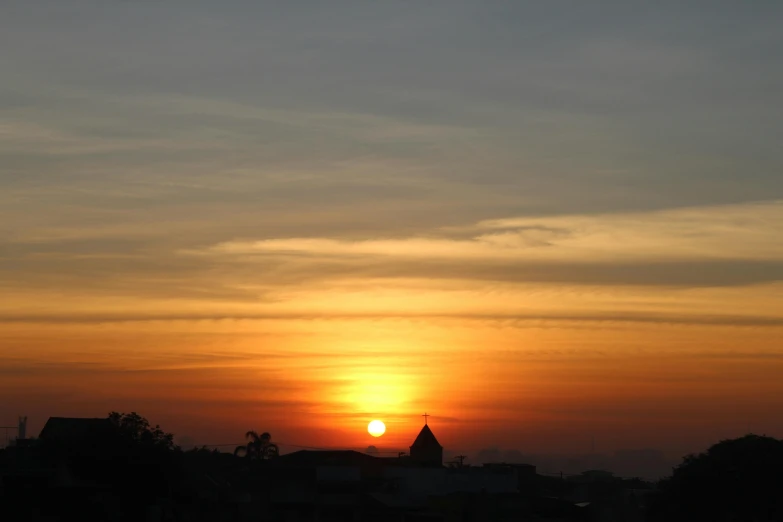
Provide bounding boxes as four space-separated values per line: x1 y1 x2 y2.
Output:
2 311 781 328
208 200 783 263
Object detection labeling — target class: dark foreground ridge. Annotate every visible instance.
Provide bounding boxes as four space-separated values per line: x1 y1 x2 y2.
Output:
1 412 781 521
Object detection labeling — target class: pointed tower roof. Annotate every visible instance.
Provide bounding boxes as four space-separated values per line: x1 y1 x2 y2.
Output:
411 424 442 449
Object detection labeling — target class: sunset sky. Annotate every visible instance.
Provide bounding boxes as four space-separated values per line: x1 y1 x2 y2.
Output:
2 1 782 459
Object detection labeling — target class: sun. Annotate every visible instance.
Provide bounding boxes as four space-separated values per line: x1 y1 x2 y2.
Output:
367 419 386 437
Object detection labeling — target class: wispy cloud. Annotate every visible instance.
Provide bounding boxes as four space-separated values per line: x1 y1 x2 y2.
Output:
2 311 781 328
207 200 783 263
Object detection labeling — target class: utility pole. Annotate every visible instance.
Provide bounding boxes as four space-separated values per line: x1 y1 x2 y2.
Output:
455 455 467 467
0 426 16 448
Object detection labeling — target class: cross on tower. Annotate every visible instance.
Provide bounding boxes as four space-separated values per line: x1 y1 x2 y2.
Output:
422 412 430 425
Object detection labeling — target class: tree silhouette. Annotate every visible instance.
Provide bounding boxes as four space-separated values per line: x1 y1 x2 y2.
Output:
235 431 279 460
30 412 183 516
651 434 783 522
101 412 182 500
108 411 176 450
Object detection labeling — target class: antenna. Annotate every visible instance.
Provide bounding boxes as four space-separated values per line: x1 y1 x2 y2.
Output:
18 416 27 440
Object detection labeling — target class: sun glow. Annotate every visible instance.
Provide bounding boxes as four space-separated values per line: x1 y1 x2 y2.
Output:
368 419 386 437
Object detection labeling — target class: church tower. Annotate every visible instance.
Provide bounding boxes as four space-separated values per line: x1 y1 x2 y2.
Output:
409 413 443 467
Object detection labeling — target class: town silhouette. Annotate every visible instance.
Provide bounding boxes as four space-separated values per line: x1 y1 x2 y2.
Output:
2 412 782 521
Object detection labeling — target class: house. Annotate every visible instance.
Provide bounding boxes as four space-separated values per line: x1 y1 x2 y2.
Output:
576 469 615 483
482 462 537 488
38 417 116 448
409 424 443 468
0 434 119 521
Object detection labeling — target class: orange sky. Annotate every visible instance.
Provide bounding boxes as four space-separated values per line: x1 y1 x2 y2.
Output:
2 283 782 456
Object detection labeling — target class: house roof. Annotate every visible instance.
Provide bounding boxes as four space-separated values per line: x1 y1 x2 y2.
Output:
38 417 114 441
276 450 382 466
274 450 410 469
410 425 442 449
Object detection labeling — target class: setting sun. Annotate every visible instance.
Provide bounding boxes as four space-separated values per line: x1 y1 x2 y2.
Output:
368 420 386 437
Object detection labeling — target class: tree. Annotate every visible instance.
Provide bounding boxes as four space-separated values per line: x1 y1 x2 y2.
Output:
235 431 279 460
651 434 783 521
108 411 177 451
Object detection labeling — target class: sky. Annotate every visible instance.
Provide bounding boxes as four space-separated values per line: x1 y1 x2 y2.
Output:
1 1 783 462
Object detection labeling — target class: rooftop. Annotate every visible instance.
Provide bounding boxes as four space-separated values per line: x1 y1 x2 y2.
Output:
410 424 442 450
38 417 114 441
274 450 410 468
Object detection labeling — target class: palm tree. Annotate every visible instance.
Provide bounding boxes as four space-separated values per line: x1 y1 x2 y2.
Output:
234 431 259 458
234 431 279 460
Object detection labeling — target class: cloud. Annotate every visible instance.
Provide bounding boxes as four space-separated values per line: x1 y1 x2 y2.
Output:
171 200 783 290
207 200 783 263
3 200 782 335
0 119 230 156
2 311 781 328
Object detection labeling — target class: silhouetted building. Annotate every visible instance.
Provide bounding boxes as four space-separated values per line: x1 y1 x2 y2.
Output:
275 449 386 469
483 462 537 488
410 423 443 468
38 417 119 456
575 469 615 483
38 417 115 444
